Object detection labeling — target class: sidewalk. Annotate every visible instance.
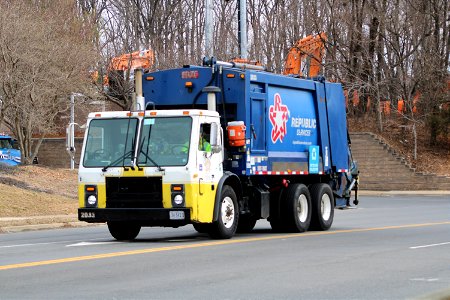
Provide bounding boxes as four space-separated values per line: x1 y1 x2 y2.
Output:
1 190 449 233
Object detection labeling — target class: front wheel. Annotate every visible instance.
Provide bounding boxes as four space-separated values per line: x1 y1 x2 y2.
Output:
208 185 239 239
237 214 257 233
107 221 141 241
192 223 211 234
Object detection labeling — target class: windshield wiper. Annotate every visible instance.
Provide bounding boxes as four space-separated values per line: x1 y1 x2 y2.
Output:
137 149 164 172
102 150 133 172
136 136 164 172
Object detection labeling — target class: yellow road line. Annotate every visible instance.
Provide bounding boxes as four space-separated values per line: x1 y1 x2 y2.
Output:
1 221 449 271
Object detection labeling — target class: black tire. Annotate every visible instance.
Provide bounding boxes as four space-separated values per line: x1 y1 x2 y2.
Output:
283 183 312 232
208 185 239 239
269 217 286 232
237 214 257 233
309 183 334 231
269 189 287 232
192 223 211 234
107 221 141 241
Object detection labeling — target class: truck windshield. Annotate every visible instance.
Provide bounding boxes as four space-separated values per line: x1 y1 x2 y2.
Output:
0 139 13 149
83 118 138 167
138 117 191 167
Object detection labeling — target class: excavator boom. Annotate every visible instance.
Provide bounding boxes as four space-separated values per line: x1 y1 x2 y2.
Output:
283 32 326 78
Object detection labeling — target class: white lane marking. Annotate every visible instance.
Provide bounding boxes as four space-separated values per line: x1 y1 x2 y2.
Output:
409 242 450 249
410 278 440 282
0 238 105 249
66 241 118 247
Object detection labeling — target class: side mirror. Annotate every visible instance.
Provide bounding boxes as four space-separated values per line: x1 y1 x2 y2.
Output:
66 123 76 154
210 123 222 154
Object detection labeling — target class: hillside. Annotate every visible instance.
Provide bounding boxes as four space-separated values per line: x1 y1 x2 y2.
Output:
349 117 450 177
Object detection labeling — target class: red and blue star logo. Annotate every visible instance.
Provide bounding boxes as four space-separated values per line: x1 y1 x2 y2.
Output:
269 93 290 143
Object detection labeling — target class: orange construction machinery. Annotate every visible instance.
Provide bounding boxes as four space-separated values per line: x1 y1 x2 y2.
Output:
92 49 154 87
109 49 154 72
283 32 327 78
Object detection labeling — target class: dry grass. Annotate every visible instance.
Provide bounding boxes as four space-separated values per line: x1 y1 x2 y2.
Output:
0 165 78 217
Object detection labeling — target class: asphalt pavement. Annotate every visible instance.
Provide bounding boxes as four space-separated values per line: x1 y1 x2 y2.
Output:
1 194 449 299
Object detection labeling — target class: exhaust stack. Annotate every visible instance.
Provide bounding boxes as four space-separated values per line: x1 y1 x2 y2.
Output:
202 86 221 111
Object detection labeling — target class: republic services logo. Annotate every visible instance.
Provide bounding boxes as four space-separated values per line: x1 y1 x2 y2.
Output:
269 93 290 143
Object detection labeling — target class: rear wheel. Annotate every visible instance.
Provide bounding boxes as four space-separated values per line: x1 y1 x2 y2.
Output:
208 185 239 239
309 183 334 231
284 184 312 232
107 221 141 241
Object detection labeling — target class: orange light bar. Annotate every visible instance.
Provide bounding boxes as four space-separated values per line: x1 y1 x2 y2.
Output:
185 81 193 88
172 186 182 191
226 74 235 78
183 111 190 115
150 111 157 116
138 112 144 116
86 187 95 192
126 112 133 116
94 113 101 117
146 76 154 81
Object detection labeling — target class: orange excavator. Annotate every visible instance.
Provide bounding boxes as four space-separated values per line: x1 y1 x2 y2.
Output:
283 32 327 78
93 49 154 87
109 49 154 73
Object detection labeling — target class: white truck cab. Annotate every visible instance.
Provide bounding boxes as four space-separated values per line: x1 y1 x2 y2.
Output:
77 109 238 239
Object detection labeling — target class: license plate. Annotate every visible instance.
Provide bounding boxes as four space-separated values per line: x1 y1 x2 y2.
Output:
169 211 185 220
80 212 95 219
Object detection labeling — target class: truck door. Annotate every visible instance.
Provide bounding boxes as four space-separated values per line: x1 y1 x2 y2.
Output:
196 120 223 222
251 98 266 152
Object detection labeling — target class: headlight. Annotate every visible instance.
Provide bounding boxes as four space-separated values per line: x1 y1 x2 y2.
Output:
174 195 183 205
87 195 97 206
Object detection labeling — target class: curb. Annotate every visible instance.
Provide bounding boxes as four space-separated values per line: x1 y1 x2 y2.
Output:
357 190 450 196
0 215 100 233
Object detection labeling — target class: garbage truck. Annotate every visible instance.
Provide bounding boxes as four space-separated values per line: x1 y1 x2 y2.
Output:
75 58 358 240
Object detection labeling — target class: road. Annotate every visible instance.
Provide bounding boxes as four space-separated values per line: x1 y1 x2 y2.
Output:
1 195 449 299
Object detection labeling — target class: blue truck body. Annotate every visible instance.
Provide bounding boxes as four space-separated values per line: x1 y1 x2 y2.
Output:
0 134 21 166
142 64 350 178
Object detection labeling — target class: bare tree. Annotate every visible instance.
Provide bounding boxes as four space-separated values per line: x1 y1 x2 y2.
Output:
0 0 98 164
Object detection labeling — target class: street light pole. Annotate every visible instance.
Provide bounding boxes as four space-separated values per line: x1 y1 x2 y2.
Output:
70 94 75 169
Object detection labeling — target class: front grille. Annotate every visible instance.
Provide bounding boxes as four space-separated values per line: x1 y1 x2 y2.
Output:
106 177 163 209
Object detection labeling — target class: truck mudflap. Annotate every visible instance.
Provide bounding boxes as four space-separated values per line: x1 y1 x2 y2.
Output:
78 208 191 226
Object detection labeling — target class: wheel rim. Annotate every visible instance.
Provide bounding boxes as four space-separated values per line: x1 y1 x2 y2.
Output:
321 193 332 221
296 194 308 223
221 196 235 229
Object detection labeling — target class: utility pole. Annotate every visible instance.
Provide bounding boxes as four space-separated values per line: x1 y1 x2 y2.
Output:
237 0 247 59
204 0 214 57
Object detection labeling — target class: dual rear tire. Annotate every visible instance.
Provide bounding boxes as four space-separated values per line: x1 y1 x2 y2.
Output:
269 183 334 232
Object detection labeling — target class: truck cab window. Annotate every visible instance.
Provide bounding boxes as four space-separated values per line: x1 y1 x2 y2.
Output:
199 123 211 152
